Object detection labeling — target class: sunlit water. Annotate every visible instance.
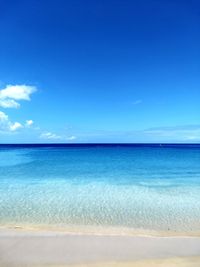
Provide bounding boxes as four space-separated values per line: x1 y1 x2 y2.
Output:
0 144 200 233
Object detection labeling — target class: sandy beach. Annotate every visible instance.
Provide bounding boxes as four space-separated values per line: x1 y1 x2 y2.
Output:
0 228 200 267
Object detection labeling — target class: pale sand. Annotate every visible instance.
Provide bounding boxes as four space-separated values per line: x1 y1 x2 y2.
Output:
0 229 200 267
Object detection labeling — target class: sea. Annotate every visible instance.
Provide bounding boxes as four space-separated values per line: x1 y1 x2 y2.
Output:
0 144 200 234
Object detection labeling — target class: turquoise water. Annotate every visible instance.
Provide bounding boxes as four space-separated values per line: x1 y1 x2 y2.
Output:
0 144 200 233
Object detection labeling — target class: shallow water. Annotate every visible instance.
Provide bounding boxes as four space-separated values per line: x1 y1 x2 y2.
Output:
0 144 200 233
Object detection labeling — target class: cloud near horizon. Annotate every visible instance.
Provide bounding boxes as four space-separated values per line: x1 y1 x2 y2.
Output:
67 135 76 141
40 132 77 141
0 84 36 108
40 132 62 140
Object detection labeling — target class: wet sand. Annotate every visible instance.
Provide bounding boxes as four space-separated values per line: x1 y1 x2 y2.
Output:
0 228 200 267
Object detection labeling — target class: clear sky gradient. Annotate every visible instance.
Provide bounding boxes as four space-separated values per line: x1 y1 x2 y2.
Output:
0 0 199 143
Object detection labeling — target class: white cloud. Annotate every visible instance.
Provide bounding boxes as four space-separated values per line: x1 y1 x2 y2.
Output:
0 99 20 108
0 84 36 108
0 111 23 132
39 132 77 141
67 135 77 141
0 84 36 135
10 122 23 131
40 132 61 140
25 119 34 127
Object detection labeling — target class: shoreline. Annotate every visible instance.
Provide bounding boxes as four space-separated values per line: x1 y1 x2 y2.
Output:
1 228 200 267
1 224 200 238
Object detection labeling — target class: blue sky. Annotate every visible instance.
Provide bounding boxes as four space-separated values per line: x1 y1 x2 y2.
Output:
0 0 199 143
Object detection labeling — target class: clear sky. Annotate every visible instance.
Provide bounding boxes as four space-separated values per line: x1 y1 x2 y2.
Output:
0 0 199 143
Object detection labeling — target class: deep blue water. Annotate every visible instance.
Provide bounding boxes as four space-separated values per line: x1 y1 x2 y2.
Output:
0 144 200 232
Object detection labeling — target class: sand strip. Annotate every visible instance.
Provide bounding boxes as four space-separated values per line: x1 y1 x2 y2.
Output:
0 229 200 267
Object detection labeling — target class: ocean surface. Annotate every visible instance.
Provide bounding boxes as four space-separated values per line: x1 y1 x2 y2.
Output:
0 144 200 234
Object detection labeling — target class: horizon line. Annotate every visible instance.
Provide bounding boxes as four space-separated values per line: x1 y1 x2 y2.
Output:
0 143 200 145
